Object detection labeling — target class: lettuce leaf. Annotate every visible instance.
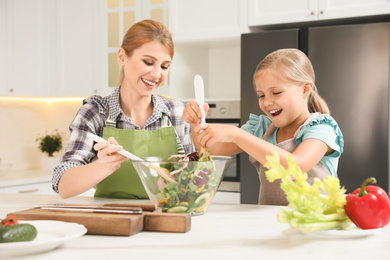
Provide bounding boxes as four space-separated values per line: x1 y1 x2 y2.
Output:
265 151 352 233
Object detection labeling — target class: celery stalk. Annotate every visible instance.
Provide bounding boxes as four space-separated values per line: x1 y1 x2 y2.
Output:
265 151 352 233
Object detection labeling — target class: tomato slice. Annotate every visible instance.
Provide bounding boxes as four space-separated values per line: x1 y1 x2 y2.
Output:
1 217 19 227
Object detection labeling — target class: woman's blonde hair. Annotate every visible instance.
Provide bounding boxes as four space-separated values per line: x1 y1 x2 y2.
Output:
117 19 174 85
254 48 330 114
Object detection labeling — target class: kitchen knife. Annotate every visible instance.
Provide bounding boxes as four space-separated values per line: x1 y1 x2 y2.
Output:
39 205 143 214
39 203 157 212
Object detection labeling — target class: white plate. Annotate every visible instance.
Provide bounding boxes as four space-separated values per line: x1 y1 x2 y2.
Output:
307 225 378 239
0 220 87 257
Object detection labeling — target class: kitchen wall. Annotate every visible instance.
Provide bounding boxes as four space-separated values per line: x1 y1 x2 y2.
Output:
169 42 241 100
0 97 84 171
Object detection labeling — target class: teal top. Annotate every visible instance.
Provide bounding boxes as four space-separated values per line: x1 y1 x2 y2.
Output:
241 113 344 177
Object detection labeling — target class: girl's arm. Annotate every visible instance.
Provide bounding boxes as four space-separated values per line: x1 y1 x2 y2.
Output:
196 124 329 173
57 137 128 198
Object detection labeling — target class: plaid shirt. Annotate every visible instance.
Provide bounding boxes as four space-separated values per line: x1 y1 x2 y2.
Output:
52 87 194 193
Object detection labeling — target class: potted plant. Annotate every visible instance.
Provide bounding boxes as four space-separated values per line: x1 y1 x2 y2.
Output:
36 130 63 173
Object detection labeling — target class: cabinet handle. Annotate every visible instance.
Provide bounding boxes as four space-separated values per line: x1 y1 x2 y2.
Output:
19 188 39 193
310 11 315 15
320 10 324 14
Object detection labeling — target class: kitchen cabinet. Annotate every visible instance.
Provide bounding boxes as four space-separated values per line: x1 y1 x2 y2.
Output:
248 0 390 26
1 181 57 195
1 0 107 97
0 1 7 96
0 170 56 195
168 0 250 43
167 0 245 100
213 191 240 204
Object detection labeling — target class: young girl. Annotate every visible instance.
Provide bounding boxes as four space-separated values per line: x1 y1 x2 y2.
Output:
183 48 344 205
53 20 194 199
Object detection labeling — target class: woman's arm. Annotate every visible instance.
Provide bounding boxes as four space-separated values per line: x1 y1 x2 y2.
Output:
58 137 128 198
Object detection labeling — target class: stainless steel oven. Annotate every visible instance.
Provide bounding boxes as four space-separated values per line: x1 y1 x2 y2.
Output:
204 100 240 192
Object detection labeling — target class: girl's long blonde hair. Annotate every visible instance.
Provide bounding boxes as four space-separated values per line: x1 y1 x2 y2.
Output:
254 48 330 114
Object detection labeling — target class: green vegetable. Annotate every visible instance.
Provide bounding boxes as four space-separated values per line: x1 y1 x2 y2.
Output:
264 151 352 233
157 158 220 215
167 206 188 213
195 192 211 205
0 223 38 243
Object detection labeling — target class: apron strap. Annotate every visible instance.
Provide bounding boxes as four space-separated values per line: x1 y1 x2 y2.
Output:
105 106 117 128
161 113 185 155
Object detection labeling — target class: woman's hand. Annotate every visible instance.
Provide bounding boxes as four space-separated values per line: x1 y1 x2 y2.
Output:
183 100 209 126
93 137 128 173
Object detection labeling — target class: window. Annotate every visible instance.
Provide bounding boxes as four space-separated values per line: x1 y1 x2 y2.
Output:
107 0 169 88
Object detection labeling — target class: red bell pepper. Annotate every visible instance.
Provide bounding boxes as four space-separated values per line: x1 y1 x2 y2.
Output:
344 177 390 229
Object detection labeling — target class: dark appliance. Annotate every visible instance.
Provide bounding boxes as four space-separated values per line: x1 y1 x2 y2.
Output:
206 100 240 192
240 22 389 204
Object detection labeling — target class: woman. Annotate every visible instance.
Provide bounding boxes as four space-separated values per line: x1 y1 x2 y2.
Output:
53 20 195 199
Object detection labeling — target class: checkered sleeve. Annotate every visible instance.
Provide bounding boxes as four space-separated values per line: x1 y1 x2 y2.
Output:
52 101 105 193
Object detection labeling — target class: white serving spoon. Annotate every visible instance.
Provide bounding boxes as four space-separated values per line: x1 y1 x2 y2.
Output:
194 74 206 124
194 75 211 161
87 132 177 183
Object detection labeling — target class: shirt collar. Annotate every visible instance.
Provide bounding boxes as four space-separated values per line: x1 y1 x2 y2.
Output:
108 87 171 122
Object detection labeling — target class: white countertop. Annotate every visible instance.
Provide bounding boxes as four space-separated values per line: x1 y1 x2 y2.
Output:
1 193 389 259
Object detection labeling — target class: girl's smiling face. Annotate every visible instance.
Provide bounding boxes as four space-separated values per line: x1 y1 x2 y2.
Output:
255 69 311 130
118 40 172 97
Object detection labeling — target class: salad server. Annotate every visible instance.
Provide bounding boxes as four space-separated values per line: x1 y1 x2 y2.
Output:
87 132 177 183
194 74 206 124
194 75 211 161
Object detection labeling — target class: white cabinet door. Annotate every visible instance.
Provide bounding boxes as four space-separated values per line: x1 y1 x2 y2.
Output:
0 0 7 96
169 0 249 43
212 191 240 204
248 0 318 26
3 182 57 195
55 0 107 97
1 0 107 97
319 0 390 21
248 0 390 26
3 0 47 96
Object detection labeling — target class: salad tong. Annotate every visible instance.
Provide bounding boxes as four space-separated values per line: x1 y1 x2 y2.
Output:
87 132 177 183
194 75 211 161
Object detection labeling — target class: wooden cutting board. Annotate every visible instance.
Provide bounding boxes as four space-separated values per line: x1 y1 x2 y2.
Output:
7 207 191 236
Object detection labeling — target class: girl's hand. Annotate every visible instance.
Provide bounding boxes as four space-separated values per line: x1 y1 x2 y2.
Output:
183 100 209 126
93 137 128 173
195 123 239 149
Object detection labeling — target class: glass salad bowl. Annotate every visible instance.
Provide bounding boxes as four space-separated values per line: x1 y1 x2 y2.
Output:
132 154 232 215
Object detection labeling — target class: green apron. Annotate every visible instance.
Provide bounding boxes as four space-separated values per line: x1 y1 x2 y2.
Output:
94 124 179 199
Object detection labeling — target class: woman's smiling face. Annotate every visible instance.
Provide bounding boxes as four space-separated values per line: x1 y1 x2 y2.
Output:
255 69 310 129
118 40 172 97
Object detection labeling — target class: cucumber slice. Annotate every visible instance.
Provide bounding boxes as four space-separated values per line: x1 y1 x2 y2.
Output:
0 224 37 243
195 192 211 205
167 205 188 213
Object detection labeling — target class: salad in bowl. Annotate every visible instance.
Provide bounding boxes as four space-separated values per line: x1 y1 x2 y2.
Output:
132 152 232 215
